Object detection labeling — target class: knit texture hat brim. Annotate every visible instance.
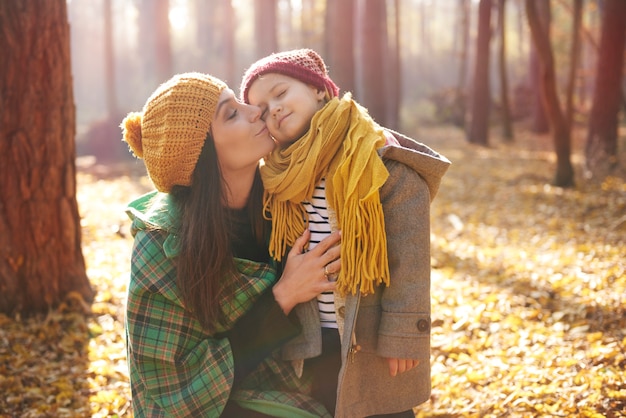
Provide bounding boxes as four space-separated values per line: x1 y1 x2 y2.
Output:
240 49 339 103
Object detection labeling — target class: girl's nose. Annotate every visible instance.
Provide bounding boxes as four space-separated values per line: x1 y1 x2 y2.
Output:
269 103 282 119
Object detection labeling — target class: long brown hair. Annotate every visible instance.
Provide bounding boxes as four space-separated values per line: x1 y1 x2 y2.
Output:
171 133 268 333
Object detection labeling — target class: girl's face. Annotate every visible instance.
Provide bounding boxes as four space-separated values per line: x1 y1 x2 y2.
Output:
246 73 326 148
210 89 275 175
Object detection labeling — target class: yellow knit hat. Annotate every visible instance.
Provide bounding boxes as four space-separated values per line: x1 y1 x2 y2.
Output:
121 72 227 192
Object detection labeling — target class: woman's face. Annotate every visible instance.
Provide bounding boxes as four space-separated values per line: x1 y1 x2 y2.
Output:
210 89 275 175
246 73 326 148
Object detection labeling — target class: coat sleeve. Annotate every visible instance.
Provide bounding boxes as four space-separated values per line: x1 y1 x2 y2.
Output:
376 160 432 360
223 289 301 387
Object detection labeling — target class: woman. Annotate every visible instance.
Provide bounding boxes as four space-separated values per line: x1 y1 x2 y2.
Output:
121 72 341 417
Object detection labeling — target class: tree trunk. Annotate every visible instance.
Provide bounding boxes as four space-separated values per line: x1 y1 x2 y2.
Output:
255 0 278 58
194 0 235 82
455 0 471 128
154 0 172 82
526 0 575 187
300 0 318 49
386 0 401 131
0 1 94 315
585 0 626 178
194 0 219 74
221 0 236 84
467 0 492 146
325 0 356 95
88 0 126 163
529 0 550 133
565 0 583 128
138 0 172 89
457 0 471 93
498 0 514 140
103 0 117 118
578 2 601 111
358 0 388 126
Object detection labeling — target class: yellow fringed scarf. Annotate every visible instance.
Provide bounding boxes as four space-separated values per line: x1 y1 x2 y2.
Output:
260 93 390 295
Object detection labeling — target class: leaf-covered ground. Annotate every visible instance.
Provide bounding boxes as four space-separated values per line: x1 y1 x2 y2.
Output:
416 127 625 418
0 126 624 417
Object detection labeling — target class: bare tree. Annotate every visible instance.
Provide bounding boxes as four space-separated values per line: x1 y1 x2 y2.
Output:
0 1 94 315
565 0 583 129
196 0 236 83
498 0 514 140
254 0 278 58
467 0 492 146
585 0 626 178
554 0 600 110
194 0 219 74
138 0 172 89
358 0 389 126
529 0 550 133
221 0 236 84
457 0 471 93
300 0 319 49
387 0 401 131
325 0 356 94
104 0 117 118
526 0 575 187
154 0 172 82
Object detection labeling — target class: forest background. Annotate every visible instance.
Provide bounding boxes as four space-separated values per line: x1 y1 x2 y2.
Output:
0 0 625 416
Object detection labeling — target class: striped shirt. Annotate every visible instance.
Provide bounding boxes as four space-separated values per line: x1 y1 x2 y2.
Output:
303 178 337 329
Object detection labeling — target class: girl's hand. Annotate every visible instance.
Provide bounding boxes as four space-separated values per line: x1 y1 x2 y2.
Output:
387 358 420 377
273 230 341 315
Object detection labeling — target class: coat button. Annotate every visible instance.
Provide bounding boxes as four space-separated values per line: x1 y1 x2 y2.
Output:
417 319 430 332
338 306 346 318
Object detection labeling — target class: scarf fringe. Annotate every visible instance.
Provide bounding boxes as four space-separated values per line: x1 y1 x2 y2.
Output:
336 195 390 295
265 197 307 262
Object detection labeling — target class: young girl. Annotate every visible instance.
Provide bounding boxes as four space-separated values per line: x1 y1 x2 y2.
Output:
121 72 342 417
240 49 451 418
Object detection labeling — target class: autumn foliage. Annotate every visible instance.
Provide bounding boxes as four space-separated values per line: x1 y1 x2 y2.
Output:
0 127 624 417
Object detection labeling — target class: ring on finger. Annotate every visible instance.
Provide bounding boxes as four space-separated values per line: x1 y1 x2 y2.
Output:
324 265 330 278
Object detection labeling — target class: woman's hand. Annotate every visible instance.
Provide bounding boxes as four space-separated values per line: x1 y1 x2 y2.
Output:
273 230 341 315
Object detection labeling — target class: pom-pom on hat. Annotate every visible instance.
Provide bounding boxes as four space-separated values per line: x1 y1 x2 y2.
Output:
240 48 339 104
121 72 227 192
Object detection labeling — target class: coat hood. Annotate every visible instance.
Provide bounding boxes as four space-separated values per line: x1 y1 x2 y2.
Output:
380 129 451 202
126 191 179 232
126 191 182 258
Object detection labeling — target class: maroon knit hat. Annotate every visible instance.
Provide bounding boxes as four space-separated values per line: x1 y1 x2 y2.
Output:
240 48 340 103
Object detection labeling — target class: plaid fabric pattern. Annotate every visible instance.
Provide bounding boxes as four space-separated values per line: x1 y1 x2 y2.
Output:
126 214 330 417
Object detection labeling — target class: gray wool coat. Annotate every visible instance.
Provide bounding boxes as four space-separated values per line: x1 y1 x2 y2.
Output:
281 130 451 418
